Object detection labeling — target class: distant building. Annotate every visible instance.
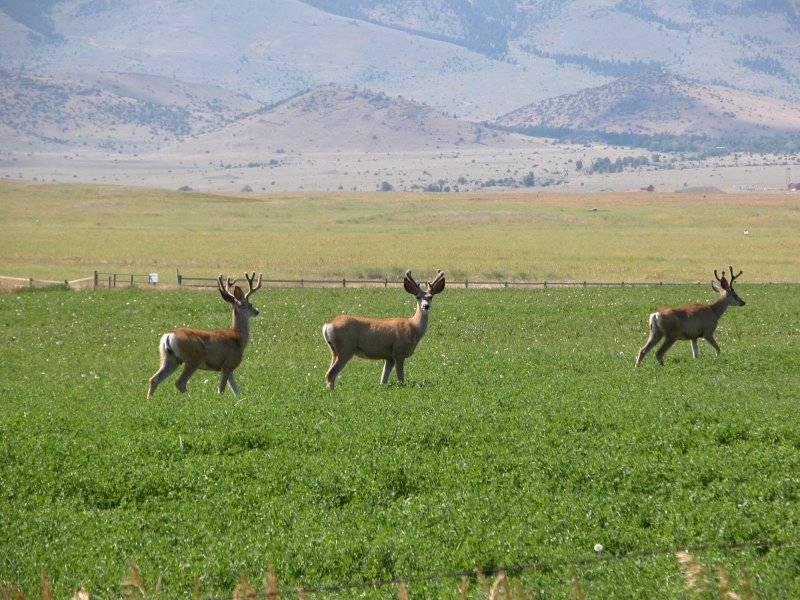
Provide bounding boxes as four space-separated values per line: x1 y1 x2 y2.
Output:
640 184 655 192
789 182 800 192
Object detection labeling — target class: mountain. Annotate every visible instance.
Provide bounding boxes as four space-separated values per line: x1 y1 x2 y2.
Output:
2 0 798 123
0 70 522 155
492 69 800 139
0 69 263 152
1 1 798 192
164 86 523 158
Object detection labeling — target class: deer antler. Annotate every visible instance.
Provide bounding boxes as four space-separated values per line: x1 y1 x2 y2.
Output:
217 274 238 303
728 266 743 285
714 268 729 289
244 272 262 299
226 276 237 291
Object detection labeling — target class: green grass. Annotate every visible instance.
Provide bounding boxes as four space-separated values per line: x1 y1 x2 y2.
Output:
1 284 799 598
2 180 799 283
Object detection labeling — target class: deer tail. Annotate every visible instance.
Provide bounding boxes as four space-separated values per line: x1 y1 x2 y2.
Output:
322 323 335 345
648 312 664 334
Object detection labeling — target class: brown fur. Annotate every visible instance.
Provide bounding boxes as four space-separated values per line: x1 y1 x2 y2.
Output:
323 270 444 389
148 273 261 397
636 267 745 366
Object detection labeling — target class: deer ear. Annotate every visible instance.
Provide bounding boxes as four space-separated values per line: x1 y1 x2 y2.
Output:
233 286 245 301
711 281 723 293
430 275 445 295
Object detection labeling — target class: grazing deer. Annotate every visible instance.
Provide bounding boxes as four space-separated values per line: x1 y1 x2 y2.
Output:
147 272 262 398
322 270 445 389
635 266 745 367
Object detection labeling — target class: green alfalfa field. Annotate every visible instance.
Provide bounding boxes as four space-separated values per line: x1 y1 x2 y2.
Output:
1 182 800 598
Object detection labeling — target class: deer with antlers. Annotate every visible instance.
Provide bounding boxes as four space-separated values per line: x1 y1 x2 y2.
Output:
147 272 262 397
635 266 745 367
322 270 445 389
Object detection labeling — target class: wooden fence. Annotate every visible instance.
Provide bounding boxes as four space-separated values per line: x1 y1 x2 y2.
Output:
176 269 710 289
94 271 158 288
0 275 95 290
2 271 798 292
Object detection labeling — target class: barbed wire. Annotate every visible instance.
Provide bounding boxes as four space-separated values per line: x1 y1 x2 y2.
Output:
198 537 799 599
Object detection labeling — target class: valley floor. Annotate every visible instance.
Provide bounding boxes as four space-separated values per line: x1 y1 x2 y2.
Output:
1 145 795 194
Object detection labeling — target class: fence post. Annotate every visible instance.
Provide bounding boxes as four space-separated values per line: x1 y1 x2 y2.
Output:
130 274 134 286
94 271 98 290
301 279 304 288
29 277 33 288
342 278 346 288
385 276 388 288
177 268 182 287
465 278 469 289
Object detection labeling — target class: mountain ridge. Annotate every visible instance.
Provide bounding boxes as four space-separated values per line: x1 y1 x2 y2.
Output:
492 68 800 139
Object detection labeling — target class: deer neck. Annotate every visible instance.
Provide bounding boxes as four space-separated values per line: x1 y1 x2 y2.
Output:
710 293 731 318
411 302 430 336
231 309 251 346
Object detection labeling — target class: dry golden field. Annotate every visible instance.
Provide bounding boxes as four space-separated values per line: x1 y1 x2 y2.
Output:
1 180 797 284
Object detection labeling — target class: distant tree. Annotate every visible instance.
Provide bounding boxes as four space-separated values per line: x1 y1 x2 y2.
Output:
380 181 393 192
522 171 535 187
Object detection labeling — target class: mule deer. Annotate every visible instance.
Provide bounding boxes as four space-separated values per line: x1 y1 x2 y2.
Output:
147 272 262 397
322 270 445 389
635 266 745 366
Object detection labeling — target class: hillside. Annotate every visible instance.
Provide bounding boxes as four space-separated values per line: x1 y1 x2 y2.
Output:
164 86 522 158
1 1 799 193
492 69 800 139
0 0 598 122
299 0 800 106
2 0 798 123
0 69 263 152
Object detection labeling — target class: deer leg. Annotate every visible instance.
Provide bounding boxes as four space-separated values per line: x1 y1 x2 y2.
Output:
655 337 677 365
691 339 699 359
218 370 230 394
636 329 663 366
226 371 240 396
147 354 180 398
325 354 351 390
175 363 199 393
380 359 395 384
394 357 406 383
705 335 721 356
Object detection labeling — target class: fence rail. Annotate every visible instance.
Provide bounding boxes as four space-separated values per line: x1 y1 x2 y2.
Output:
174 270 799 289
0 275 94 290
2 271 799 292
94 271 158 289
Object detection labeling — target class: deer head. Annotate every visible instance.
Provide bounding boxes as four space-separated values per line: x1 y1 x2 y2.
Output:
404 269 445 312
713 266 745 306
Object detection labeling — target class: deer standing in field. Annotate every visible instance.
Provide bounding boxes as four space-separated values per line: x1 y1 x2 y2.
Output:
147 272 262 398
322 270 445 389
635 266 745 367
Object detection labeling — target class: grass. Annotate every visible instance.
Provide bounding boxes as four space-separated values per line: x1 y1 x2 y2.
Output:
2 181 799 283
1 283 799 598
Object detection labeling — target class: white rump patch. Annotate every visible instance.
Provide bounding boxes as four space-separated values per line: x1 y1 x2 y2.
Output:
648 312 664 333
322 323 335 344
